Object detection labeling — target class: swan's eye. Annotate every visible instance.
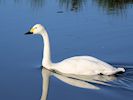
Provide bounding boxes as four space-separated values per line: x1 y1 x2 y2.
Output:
35 27 37 29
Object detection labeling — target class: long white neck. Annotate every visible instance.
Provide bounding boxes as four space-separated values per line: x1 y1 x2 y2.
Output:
41 30 52 67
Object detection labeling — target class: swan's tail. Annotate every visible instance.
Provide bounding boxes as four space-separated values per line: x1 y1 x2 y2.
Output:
116 67 125 74
104 67 125 75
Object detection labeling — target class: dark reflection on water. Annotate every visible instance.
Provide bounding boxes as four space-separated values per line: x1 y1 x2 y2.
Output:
30 0 45 8
0 0 45 8
0 0 133 15
58 0 87 12
93 0 133 15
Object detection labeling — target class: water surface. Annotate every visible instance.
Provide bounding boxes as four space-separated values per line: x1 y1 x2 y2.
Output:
0 0 133 100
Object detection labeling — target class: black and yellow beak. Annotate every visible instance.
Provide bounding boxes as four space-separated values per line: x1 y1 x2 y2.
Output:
25 28 34 35
25 31 33 35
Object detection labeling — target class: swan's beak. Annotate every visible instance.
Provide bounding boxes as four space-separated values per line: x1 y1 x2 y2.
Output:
25 31 33 35
25 27 35 35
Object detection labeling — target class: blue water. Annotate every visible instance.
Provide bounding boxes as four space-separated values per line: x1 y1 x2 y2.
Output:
0 0 133 100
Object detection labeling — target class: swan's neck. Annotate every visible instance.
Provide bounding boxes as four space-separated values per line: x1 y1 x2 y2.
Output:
41 31 52 67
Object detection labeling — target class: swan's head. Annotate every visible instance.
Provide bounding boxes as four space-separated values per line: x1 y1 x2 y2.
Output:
25 24 46 35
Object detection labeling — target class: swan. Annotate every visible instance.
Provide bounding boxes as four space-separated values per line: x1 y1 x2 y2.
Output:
25 24 125 75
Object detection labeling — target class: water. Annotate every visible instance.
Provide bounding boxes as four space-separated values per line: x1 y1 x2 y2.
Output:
0 0 133 100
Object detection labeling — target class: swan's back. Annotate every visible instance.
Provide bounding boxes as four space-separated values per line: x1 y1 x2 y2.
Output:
52 56 124 75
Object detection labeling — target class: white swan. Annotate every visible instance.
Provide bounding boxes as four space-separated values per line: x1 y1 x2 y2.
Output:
25 24 125 75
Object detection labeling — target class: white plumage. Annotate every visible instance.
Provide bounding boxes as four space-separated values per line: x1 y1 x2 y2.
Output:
25 24 125 75
51 56 125 75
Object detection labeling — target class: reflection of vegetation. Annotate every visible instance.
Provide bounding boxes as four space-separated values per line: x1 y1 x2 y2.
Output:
0 0 133 14
58 0 87 12
30 0 45 8
13 0 45 8
94 0 133 15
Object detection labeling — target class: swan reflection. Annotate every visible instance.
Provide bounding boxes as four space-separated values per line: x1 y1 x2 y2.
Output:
41 68 117 100
41 68 51 100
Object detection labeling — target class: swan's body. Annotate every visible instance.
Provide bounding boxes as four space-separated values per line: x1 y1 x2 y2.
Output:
25 24 125 75
51 56 124 75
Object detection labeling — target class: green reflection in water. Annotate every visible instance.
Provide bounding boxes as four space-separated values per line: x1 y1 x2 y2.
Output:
93 0 133 15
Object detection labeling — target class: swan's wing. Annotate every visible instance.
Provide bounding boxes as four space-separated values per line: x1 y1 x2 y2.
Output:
64 56 114 69
53 56 116 75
